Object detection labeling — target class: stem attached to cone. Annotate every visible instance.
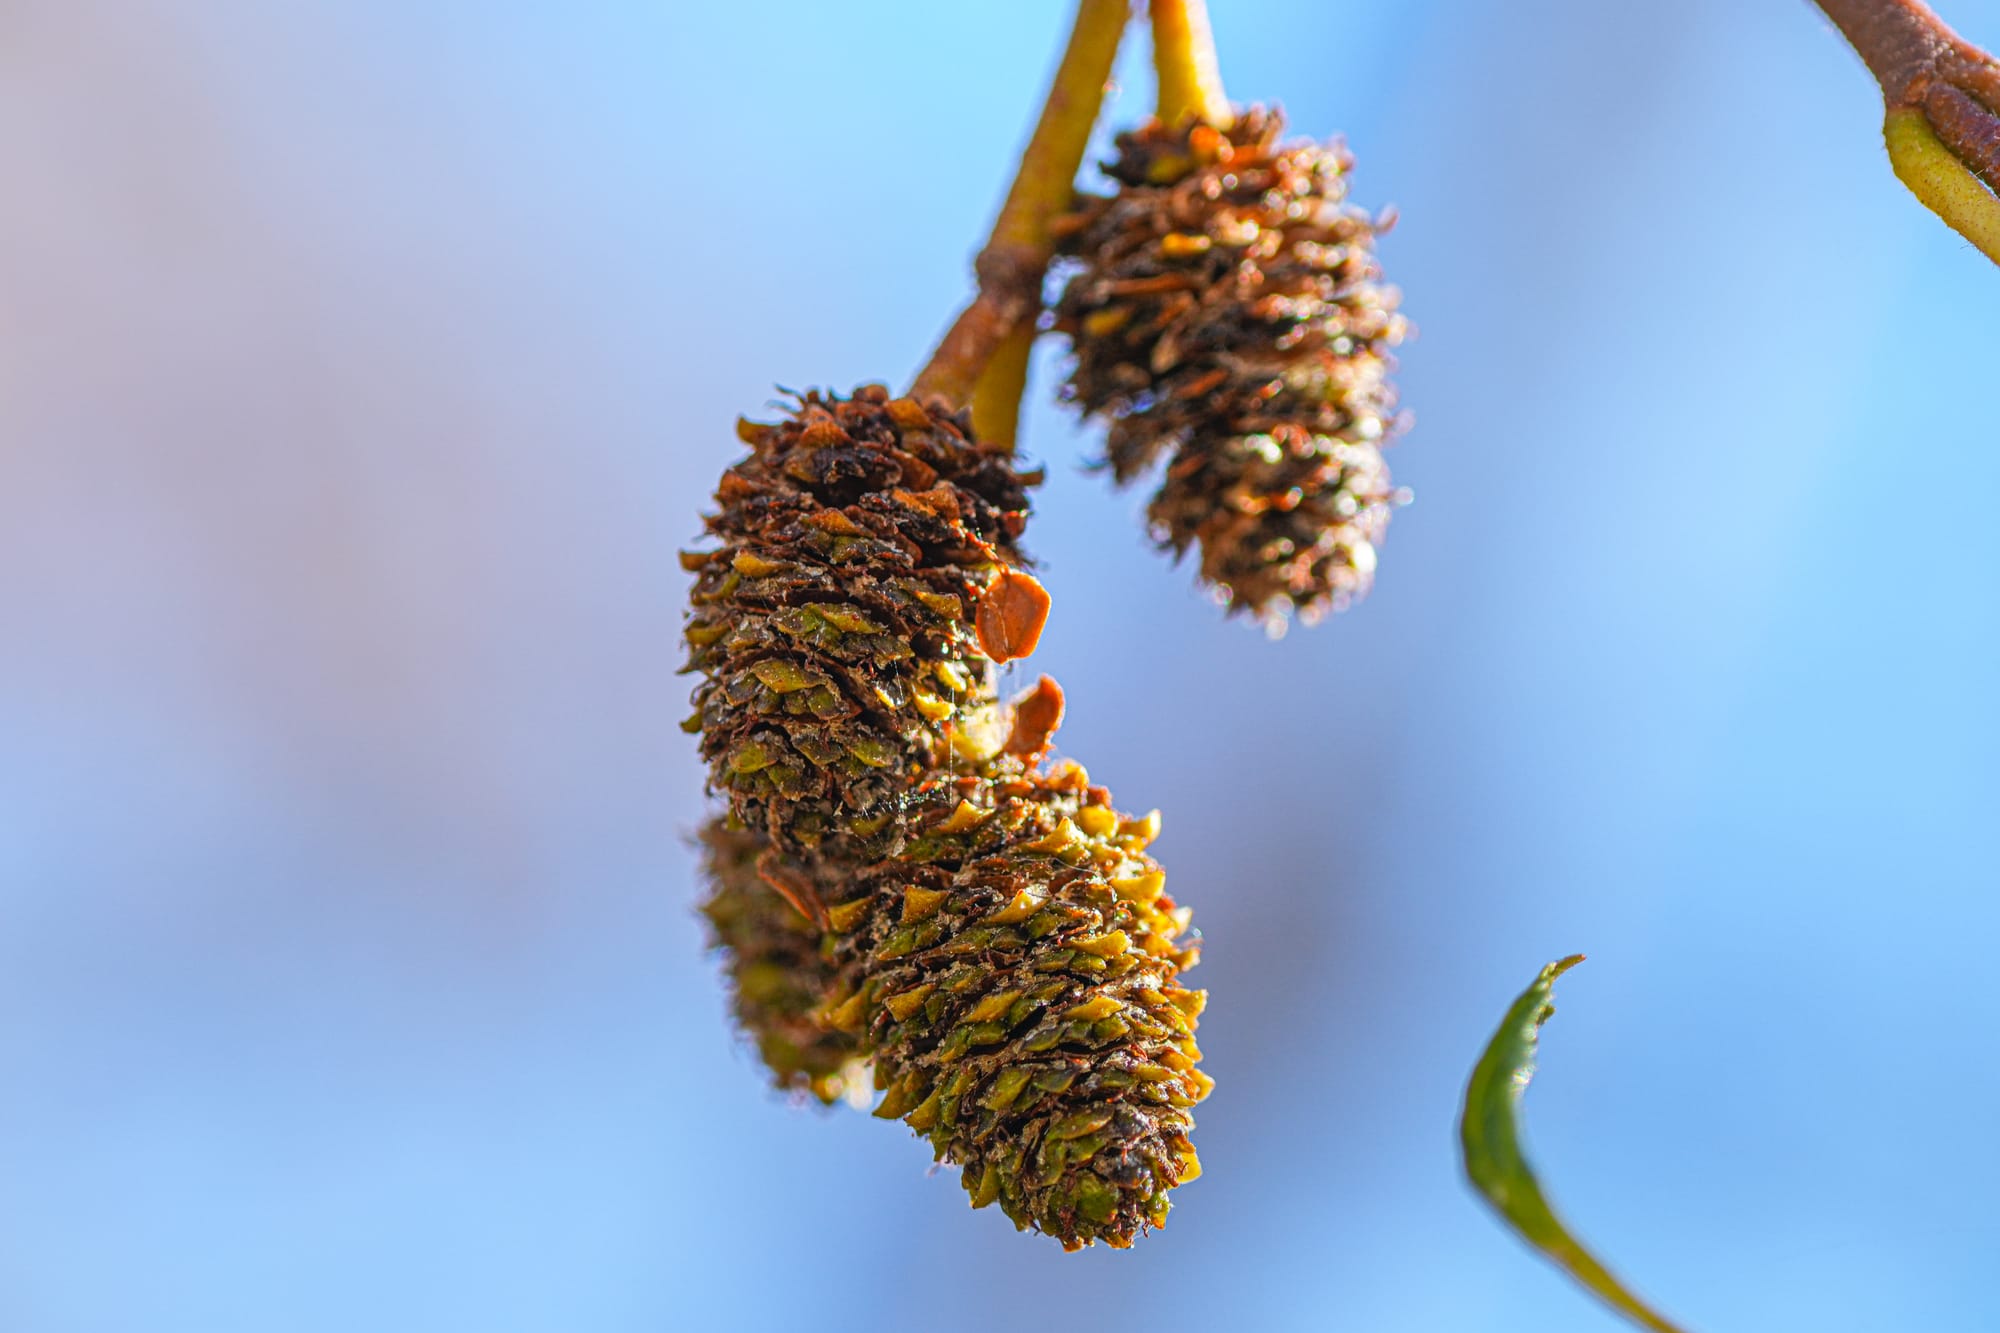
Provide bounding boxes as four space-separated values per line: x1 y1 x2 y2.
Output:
1150 0 1232 128
909 0 1133 420
1812 0 2000 265
969 321 1036 451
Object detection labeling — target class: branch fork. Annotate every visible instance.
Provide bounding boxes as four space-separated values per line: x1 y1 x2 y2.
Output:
1816 0 2000 263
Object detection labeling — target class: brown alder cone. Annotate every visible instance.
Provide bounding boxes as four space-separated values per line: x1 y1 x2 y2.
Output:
1053 107 1409 625
814 755 1209 1250
696 817 861 1104
682 386 1038 856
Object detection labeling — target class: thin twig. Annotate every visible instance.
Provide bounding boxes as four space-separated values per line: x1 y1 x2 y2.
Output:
909 0 1132 415
1813 0 2000 262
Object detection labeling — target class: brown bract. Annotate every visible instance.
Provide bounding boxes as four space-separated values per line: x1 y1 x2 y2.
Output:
1003 675 1067 759
682 386 1039 856
815 757 1208 1250
1053 107 1409 625
975 566 1052 663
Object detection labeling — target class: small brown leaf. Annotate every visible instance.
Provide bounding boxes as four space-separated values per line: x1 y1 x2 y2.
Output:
976 567 1050 663
1004 675 1066 757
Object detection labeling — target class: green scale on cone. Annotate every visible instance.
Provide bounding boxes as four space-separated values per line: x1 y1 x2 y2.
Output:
815 756 1209 1250
682 385 1037 855
1053 107 1409 626
696 817 862 1105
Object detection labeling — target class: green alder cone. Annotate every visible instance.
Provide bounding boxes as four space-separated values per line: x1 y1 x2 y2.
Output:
697 817 862 1105
815 757 1210 1250
682 385 1036 856
1054 107 1408 626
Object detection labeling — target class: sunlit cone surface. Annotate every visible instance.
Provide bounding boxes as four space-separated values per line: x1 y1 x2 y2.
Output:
683 385 1037 855
1054 107 1408 623
697 817 860 1104
817 757 1209 1249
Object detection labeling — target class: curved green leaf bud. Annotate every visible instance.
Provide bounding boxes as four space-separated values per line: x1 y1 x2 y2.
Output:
1460 957 1691 1333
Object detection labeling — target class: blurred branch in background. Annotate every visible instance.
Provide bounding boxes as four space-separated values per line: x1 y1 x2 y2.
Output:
1812 0 2000 264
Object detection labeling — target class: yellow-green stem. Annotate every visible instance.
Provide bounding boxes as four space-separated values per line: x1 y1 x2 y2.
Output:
910 0 1132 417
1885 105 2000 263
1150 0 1231 128
970 321 1036 452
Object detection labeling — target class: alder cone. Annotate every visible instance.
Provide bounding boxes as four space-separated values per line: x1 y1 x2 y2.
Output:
817 759 1209 1249
683 386 1036 856
1151 424 1394 624
697 817 859 1104
1054 107 1408 623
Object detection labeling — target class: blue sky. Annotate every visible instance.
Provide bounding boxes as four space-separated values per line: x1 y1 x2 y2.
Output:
2 2 1997 1329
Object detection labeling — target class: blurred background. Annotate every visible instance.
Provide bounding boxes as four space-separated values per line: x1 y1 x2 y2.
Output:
2 1 1996 1329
